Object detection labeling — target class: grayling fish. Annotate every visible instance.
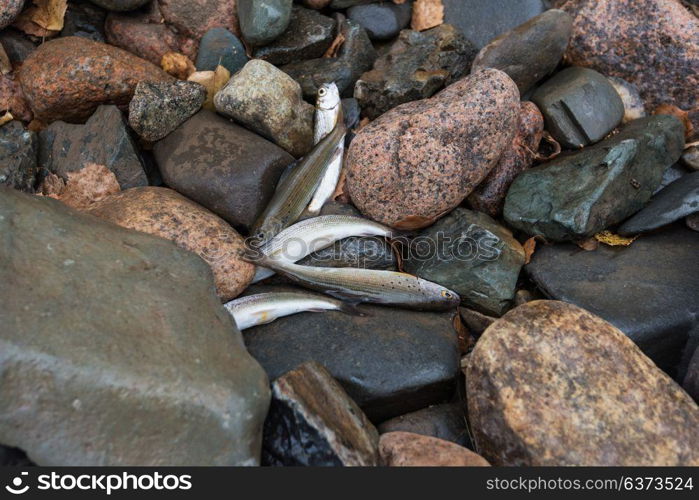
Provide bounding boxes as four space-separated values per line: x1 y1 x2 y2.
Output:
224 291 360 330
252 215 396 283
251 116 347 246
244 246 460 311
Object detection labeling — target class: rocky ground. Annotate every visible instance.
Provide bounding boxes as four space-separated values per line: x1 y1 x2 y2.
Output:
0 0 698 466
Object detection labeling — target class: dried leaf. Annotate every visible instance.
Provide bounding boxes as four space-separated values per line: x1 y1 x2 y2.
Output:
594 230 638 247
0 111 13 126
575 237 599 251
323 32 345 58
161 52 196 80
0 43 11 75
411 0 444 31
522 234 546 265
38 164 120 211
534 130 562 162
453 312 474 355
15 0 67 34
331 167 350 203
188 65 230 111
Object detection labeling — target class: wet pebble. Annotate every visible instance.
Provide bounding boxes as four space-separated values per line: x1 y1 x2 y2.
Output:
238 0 293 47
195 28 247 73
378 403 472 448
0 121 37 193
88 0 151 11
379 432 490 467
347 1 413 41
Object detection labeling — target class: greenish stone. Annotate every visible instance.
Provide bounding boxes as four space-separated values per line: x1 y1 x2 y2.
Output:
504 115 685 241
238 0 293 47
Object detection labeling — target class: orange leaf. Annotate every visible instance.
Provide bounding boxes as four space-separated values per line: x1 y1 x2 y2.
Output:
16 0 67 33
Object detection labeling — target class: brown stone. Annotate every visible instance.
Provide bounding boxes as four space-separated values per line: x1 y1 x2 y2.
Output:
18 37 173 123
0 73 32 122
90 187 254 301
346 68 519 229
467 300 699 466
468 101 544 217
379 432 490 466
158 0 240 39
563 0 699 136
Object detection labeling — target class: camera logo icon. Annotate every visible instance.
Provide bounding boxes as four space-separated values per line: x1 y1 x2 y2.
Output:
5 472 29 495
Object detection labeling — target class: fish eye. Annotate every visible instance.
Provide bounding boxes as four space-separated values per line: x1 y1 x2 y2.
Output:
318 87 327 96
441 290 452 298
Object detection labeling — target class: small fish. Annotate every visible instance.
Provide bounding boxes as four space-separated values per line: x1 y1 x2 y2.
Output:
251 116 347 246
243 245 460 311
224 291 361 330
252 215 396 283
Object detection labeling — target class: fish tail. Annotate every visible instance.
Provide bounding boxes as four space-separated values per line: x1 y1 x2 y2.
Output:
338 302 368 317
241 242 274 268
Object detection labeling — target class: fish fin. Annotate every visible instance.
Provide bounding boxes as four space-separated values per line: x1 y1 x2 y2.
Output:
338 302 368 317
323 288 362 303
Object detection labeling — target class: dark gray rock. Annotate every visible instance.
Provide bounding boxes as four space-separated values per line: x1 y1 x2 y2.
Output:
0 121 37 192
355 24 478 119
0 187 270 465
378 403 472 448
330 0 374 7
195 28 248 73
128 81 206 142
656 163 689 195
0 446 32 466
88 0 151 11
527 224 699 374
263 362 379 466
531 66 625 148
153 110 293 232
62 1 108 42
39 105 148 190
443 0 545 49
243 287 460 422
619 172 699 235
684 340 699 403
238 0 293 47
282 18 377 99
254 6 335 66
471 9 572 95
688 213 699 232
504 115 685 241
0 0 24 30
403 208 525 317
0 29 38 64
347 1 412 41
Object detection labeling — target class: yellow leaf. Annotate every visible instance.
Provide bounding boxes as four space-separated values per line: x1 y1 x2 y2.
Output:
161 52 196 80
20 0 68 32
0 111 13 126
0 43 11 75
188 65 230 111
594 230 638 247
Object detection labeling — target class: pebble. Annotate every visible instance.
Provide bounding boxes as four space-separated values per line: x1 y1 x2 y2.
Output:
0 28 38 64
378 403 472 448
88 0 151 11
18 36 173 124
685 343 699 403
347 1 413 41
238 0 293 47
159 0 240 40
471 9 573 95
214 59 314 157
681 146 699 172
379 432 490 467
608 76 647 124
254 6 335 66
0 74 32 122
129 81 206 142
531 66 624 149
527 225 699 373
0 121 37 193
618 172 699 235
0 0 24 30
194 28 247 73
688 213 699 232
153 110 293 231
62 2 108 42
355 24 478 119
504 115 685 241
263 362 379 466
0 187 270 465
347 68 520 229
467 101 544 217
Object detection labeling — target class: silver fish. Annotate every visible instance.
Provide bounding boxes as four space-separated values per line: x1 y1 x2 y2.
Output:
252 215 396 283
224 291 360 330
244 246 460 311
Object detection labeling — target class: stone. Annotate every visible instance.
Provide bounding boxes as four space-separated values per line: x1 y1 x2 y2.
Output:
347 69 520 229
281 18 377 99
531 66 624 149
304 0 331 8
467 101 544 217
685 346 699 403
0 74 32 122
158 0 240 39
238 0 293 47
442 0 546 49
379 432 490 466
89 0 151 11
0 28 38 64
153 110 293 231
39 105 148 190
681 146 699 172
0 446 32 466
128 81 206 142
0 0 24 30
0 187 270 465
688 213 699 232
195 28 247 73
330 0 375 7
466 300 699 466
618 172 699 235
404 208 525 316
254 6 335 66
526 224 699 373
656 163 689 195
459 307 497 336
18 36 173 124
214 59 314 157
378 403 471 448
263 362 379 466
563 0 699 134
471 9 573 95
62 1 108 42
347 1 413 41
89 187 254 301
609 76 647 124
504 115 685 241
354 24 478 119
243 288 460 422
0 121 37 192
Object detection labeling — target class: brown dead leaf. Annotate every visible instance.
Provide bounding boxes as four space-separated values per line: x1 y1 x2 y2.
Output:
15 0 67 35
392 0 407 3
575 237 599 251
323 32 345 58
37 173 66 198
38 164 120 211
187 65 230 111
522 235 547 264
594 230 638 247
0 112 13 126
331 167 350 203
534 131 562 162
27 119 47 132
356 117 371 132
393 208 450 230
161 52 196 80
411 0 444 31
453 312 474 355
0 43 11 75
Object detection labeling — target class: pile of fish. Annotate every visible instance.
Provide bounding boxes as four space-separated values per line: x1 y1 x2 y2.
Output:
225 83 460 330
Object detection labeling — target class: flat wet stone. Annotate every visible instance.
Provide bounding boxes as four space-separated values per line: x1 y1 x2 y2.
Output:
504 115 685 241
467 300 699 466
62 1 108 42
238 0 293 47
378 403 471 448
531 66 624 148
619 172 699 235
89 0 151 11
0 121 37 193
263 362 379 466
347 1 412 41
526 225 699 373
153 110 293 231
195 28 247 73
